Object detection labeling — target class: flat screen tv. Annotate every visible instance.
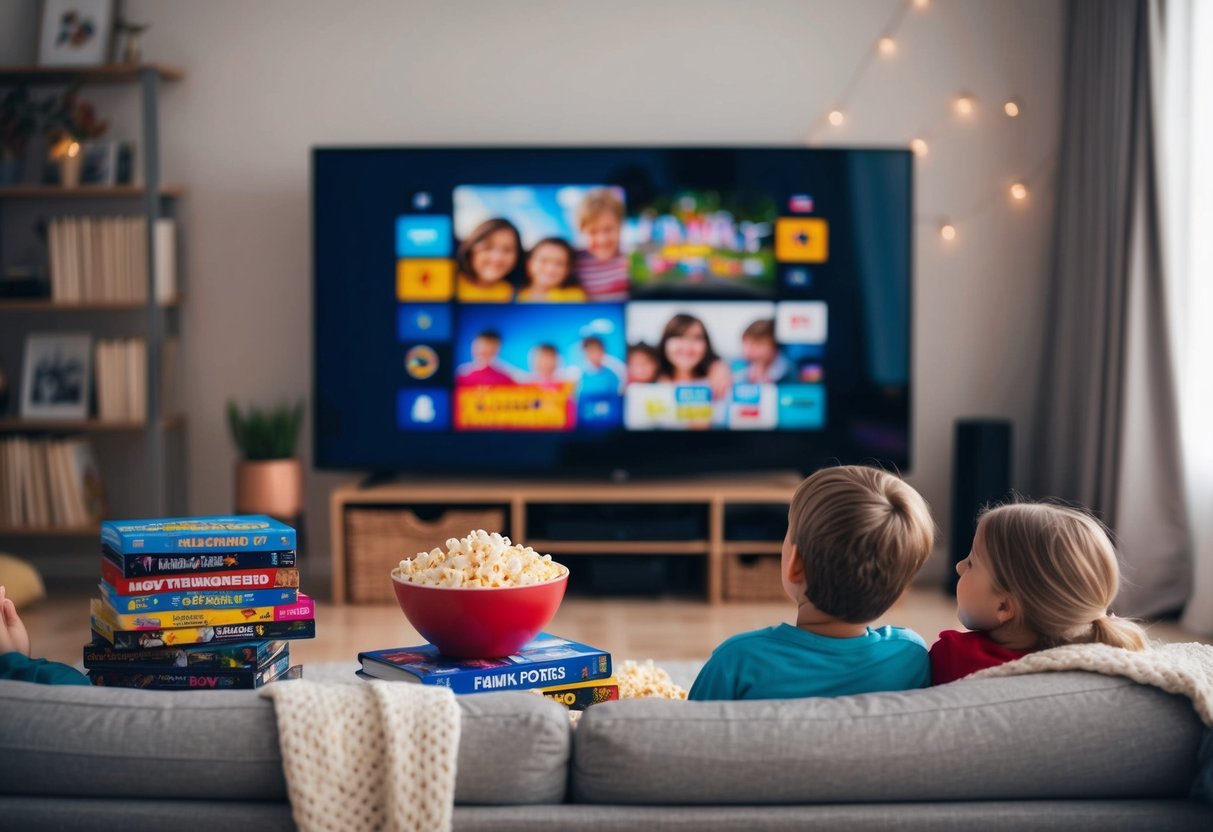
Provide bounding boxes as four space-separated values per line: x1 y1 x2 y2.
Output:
313 147 911 476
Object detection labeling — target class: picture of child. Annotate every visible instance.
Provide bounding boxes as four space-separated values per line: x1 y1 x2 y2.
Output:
626 343 661 384
455 330 519 386
575 189 630 301
732 319 788 384
456 218 522 303
658 313 731 400
572 336 626 397
528 343 578 427
518 238 587 302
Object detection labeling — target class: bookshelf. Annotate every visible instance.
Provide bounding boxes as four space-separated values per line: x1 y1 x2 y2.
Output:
0 65 186 537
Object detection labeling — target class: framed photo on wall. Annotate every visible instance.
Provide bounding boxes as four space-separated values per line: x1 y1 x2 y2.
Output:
20 333 92 420
37 0 116 67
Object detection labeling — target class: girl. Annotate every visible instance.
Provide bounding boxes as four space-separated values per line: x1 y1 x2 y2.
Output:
657 314 731 398
518 238 587 302
456 218 522 302
931 502 1148 685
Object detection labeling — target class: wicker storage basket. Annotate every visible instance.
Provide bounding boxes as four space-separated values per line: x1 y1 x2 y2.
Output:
344 507 506 604
723 552 786 601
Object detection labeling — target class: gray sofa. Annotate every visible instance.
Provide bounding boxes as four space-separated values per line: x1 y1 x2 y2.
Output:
2 670 1211 831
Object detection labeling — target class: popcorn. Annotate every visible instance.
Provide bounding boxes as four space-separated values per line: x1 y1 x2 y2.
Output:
616 660 688 700
395 529 566 588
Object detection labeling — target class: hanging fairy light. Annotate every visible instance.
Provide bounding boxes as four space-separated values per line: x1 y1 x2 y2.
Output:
1010 182 1028 200
828 109 845 126
1004 99 1021 117
878 37 897 56
940 223 957 241
910 138 929 157
914 0 930 8
954 94 975 116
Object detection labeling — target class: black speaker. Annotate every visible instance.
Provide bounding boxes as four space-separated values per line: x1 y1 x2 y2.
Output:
947 419 1013 594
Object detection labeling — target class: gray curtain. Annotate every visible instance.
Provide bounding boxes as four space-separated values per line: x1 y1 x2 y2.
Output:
1032 0 1190 617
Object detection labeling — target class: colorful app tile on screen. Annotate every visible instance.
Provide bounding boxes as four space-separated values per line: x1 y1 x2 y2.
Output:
397 389 450 431
397 259 454 301
729 383 778 429
398 304 453 342
777 384 826 429
405 345 440 381
396 215 453 258
775 218 829 263
776 301 828 344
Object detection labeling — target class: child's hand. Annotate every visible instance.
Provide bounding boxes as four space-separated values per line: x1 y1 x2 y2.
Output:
0 586 32 657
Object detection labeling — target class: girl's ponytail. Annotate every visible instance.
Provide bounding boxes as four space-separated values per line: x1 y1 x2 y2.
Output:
1088 614 1148 651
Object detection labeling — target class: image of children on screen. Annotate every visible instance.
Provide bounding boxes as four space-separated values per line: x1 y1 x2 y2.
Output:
518 238 586 302
455 218 522 302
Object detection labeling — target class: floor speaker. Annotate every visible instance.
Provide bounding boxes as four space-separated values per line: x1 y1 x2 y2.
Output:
947 419 1012 594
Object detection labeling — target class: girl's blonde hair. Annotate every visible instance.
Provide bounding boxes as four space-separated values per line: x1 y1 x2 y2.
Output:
976 502 1148 651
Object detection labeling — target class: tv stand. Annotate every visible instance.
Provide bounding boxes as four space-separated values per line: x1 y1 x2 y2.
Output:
329 473 800 604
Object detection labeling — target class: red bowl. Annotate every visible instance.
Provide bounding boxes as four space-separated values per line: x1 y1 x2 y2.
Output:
390 568 568 658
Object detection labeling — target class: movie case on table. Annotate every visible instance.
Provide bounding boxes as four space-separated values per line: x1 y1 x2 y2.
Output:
100 558 300 591
98 582 298 613
88 653 295 690
357 633 611 694
101 515 296 556
92 593 314 631
83 639 288 670
91 615 316 651
102 548 297 578
538 676 620 710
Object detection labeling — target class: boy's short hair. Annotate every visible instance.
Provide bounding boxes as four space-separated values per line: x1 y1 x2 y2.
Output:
788 466 934 623
535 342 558 356
475 329 502 344
742 319 775 342
582 336 605 350
577 189 625 228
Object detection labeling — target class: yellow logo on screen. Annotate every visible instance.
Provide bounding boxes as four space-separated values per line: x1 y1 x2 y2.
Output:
397 259 454 301
775 218 829 263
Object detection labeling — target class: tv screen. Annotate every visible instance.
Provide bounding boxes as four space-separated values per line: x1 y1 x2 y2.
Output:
314 147 911 475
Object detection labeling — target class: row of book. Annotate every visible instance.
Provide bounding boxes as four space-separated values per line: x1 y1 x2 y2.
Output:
0 436 105 528
358 633 618 711
46 215 177 304
94 338 147 422
87 516 312 690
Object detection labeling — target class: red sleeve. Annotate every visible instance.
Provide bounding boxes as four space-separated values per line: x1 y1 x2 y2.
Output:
929 630 1032 685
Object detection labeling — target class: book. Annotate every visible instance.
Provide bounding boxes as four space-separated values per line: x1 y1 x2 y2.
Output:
539 676 620 710
84 639 287 670
93 593 314 631
101 515 297 555
357 633 612 694
102 547 297 577
98 581 298 613
100 559 300 594
91 615 316 651
88 651 292 690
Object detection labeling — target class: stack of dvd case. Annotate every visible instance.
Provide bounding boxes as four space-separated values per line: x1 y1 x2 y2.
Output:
86 516 313 690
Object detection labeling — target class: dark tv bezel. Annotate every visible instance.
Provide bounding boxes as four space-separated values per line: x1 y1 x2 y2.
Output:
311 145 913 478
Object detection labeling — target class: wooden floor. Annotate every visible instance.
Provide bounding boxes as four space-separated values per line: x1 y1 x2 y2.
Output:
21 584 1210 667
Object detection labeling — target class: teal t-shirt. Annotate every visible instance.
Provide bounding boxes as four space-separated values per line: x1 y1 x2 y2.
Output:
0 652 91 686
687 623 929 701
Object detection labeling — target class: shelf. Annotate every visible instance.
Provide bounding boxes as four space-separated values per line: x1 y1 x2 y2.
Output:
722 541 784 555
524 540 710 555
0 415 184 433
0 185 184 199
0 64 184 85
0 297 180 311
0 524 99 537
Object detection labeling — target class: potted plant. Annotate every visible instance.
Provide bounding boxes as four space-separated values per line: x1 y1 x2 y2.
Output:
227 400 305 520
40 87 107 188
0 86 36 185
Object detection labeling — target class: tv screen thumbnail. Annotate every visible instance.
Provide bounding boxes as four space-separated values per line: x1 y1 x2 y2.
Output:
314 147 911 475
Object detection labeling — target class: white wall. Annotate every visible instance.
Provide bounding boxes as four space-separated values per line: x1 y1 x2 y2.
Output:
0 0 1065 588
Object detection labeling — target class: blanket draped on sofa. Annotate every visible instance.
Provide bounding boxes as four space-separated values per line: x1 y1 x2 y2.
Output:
260 680 461 832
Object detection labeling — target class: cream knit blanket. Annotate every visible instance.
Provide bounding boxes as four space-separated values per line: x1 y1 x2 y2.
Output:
260 680 461 832
970 641 1213 728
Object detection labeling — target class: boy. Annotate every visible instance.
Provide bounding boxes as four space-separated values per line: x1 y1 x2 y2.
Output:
575 189 630 301
572 336 625 397
733 318 788 384
455 330 518 386
0 585 89 685
688 466 934 700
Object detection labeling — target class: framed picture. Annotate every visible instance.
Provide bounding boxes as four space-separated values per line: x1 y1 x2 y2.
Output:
20 333 92 420
81 140 118 185
37 0 116 67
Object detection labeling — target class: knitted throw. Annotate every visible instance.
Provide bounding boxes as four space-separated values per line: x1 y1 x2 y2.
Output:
970 641 1213 728
260 680 461 832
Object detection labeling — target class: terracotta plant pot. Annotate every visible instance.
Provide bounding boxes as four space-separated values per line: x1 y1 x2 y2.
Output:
235 458 303 518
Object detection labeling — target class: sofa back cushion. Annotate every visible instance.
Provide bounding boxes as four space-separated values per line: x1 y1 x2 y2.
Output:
572 671 1206 804
0 681 569 805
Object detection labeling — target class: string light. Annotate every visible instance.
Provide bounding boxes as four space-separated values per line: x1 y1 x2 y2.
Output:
914 0 930 8
1010 182 1028 200
828 109 845 126
878 37 897 56
940 223 957 241
910 138 929 157
954 94 975 116
1004 99 1021 117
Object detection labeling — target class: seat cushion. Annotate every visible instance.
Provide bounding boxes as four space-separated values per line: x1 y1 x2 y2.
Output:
0 680 569 805
572 671 1205 804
